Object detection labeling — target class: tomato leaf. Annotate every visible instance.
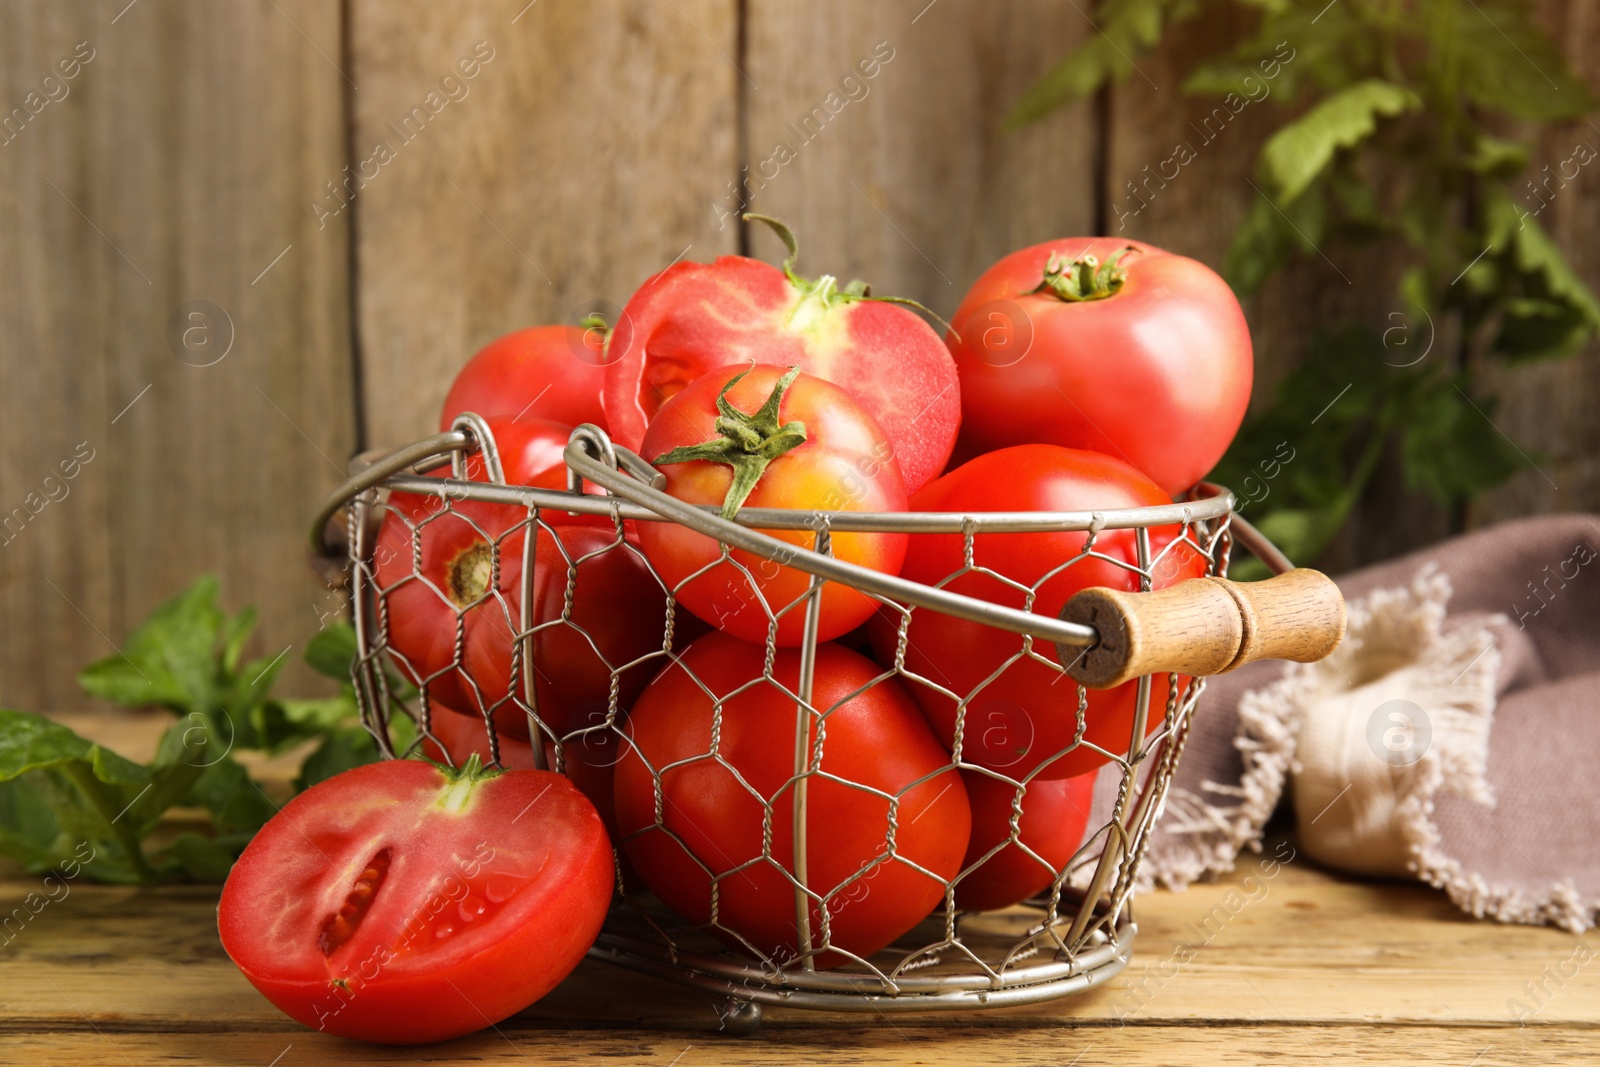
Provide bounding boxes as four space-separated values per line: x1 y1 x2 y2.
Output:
1006 0 1198 127
1259 80 1420 205
77 575 231 712
306 622 360 681
1455 1 1596 121
1399 383 1526 502
1 583 390 884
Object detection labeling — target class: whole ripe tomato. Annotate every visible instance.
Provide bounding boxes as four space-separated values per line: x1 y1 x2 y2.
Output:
613 633 970 968
603 219 959 492
419 702 623 842
867 445 1208 780
218 759 612 1044
374 503 668 741
947 238 1252 494
637 364 907 646
440 325 609 432
955 769 1095 912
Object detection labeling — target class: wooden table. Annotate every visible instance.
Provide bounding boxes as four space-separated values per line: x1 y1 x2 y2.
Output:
5 715 1597 1065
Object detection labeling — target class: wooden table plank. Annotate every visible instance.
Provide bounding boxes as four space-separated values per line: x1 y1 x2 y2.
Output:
4 860 1595 1040
8 712 1594 1060
3 1024 1594 1067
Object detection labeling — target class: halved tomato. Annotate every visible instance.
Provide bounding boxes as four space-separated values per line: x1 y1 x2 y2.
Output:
218 759 613 1044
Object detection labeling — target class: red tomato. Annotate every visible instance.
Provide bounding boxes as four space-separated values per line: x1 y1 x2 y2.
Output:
218 759 612 1044
947 238 1252 494
602 227 959 491
374 504 668 741
394 414 619 531
954 770 1095 912
614 633 970 968
637 364 908 646
868 445 1208 780
440 325 609 432
419 702 623 841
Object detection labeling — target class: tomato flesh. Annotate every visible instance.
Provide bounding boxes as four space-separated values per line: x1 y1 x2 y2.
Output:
218 760 613 1044
603 255 959 491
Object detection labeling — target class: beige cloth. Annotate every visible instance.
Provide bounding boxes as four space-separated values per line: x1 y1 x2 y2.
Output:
1098 514 1600 932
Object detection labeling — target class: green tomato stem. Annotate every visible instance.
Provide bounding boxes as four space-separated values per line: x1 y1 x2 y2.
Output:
1033 246 1137 302
652 365 808 521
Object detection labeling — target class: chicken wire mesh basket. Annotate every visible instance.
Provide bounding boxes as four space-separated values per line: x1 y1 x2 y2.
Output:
310 416 1344 1030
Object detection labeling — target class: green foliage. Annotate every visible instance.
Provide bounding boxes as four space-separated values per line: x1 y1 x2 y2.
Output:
1259 80 1420 204
1212 325 1523 577
1014 0 1598 566
0 576 387 883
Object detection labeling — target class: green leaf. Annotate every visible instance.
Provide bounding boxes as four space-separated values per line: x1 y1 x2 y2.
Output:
160 832 241 882
184 756 276 836
1456 2 1596 121
0 709 148 785
1223 180 1327 296
0 777 70 869
1007 0 1196 127
1259 79 1420 204
1399 382 1526 502
276 695 356 733
295 727 383 792
1465 133 1530 178
305 622 359 681
77 574 230 712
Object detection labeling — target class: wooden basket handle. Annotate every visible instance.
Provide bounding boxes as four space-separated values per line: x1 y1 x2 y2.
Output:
1059 568 1347 689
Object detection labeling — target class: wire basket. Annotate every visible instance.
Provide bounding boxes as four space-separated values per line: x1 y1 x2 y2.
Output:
310 416 1345 1032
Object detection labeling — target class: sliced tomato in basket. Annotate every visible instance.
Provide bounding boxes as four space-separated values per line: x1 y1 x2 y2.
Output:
218 758 613 1044
601 217 959 492
637 363 908 646
373 504 668 740
613 633 970 969
439 324 609 432
954 768 1095 912
867 444 1208 780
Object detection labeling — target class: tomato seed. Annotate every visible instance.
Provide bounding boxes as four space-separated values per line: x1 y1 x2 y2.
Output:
318 848 393 956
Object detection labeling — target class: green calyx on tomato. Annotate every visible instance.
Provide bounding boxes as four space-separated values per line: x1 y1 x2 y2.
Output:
1032 246 1138 302
433 753 503 814
653 364 808 520
743 212 950 334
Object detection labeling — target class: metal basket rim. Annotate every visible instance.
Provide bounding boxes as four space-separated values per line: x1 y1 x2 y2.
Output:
310 425 1239 548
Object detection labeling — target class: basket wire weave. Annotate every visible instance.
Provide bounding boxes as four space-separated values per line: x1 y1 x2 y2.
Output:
326 418 1267 1023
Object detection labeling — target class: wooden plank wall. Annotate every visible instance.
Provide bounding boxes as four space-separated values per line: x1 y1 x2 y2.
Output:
1 0 354 709
2 0 1595 710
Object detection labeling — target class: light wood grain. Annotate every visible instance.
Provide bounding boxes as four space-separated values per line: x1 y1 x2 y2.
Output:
6 1026 1598 1067
349 0 740 448
742 0 1098 320
5 712 1592 1060
0 0 357 708
3 862 1596 1061
1063 569 1346 687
